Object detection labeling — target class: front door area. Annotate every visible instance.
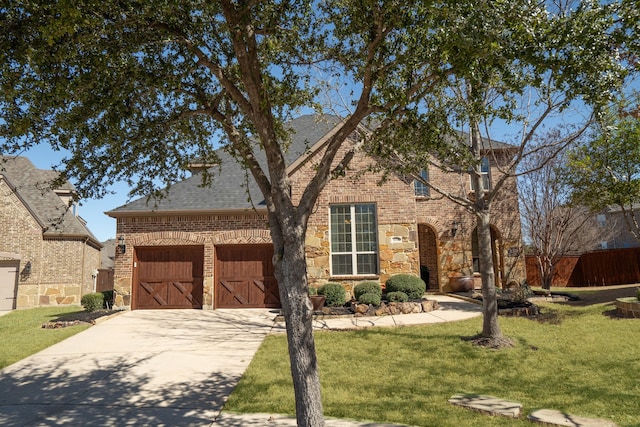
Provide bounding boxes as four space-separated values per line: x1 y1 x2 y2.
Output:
134 246 204 309
215 244 280 309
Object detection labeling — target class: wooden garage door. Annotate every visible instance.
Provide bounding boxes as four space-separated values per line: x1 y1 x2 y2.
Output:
134 246 204 309
215 245 280 309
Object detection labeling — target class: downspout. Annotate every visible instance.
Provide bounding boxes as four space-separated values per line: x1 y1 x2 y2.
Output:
81 237 88 298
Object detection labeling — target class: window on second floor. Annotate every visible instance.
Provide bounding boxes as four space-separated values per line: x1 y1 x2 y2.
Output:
414 169 430 197
470 157 491 192
330 203 378 276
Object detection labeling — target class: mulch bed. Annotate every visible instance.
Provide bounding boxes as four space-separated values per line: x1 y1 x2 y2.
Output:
42 309 120 328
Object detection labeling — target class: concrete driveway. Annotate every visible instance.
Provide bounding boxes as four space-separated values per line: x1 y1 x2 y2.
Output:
0 309 277 426
0 296 480 426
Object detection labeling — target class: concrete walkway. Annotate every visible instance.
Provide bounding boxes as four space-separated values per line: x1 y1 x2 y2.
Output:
0 295 480 426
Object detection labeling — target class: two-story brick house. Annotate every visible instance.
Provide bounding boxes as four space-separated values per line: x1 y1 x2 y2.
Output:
107 115 525 310
0 156 102 310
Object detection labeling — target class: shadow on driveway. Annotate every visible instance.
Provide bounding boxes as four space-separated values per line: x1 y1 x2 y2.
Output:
0 309 276 427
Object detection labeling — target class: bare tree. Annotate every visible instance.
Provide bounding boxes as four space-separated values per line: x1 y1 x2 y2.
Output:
520 140 618 289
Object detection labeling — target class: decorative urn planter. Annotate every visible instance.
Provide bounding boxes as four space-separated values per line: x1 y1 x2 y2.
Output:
449 276 474 292
310 295 326 311
615 297 640 318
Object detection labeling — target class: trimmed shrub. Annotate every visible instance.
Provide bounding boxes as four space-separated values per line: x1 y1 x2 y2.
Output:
101 290 114 308
353 281 382 300
308 286 318 296
358 292 381 306
81 292 104 313
386 291 409 303
318 283 346 307
385 274 426 300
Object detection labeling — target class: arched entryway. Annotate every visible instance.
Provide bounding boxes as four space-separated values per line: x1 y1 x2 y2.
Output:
417 224 440 291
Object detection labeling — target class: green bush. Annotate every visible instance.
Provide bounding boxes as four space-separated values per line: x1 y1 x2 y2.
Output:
318 283 346 307
385 274 426 300
353 281 382 300
308 286 318 296
358 292 381 306
81 292 104 313
101 290 114 308
386 291 409 302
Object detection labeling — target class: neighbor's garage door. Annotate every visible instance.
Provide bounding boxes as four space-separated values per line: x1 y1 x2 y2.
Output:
134 246 204 309
215 244 280 308
0 262 18 311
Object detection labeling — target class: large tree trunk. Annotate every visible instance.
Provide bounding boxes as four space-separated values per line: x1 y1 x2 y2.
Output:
477 209 503 339
468 116 503 341
272 223 324 426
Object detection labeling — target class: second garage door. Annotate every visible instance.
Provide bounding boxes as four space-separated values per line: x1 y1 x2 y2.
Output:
215 244 280 309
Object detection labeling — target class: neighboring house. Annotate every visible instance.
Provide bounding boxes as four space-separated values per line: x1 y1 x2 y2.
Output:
101 238 116 270
594 206 640 250
107 115 526 310
0 156 102 310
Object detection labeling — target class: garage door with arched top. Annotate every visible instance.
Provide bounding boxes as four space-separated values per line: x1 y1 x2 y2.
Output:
134 246 204 309
215 244 280 309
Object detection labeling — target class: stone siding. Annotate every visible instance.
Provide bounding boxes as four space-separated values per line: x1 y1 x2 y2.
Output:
291 137 420 297
414 157 526 291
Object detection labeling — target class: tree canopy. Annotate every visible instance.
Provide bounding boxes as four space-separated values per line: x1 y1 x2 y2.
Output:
564 95 640 241
1 1 638 424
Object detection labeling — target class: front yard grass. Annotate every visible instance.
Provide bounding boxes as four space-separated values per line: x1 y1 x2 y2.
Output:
0 307 91 369
226 301 640 426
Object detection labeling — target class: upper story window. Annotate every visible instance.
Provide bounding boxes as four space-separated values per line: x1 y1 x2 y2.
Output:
330 204 378 276
414 169 430 197
470 157 491 192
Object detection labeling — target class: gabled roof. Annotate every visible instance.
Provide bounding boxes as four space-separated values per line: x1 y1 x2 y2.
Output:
108 114 344 215
107 114 515 216
0 156 101 246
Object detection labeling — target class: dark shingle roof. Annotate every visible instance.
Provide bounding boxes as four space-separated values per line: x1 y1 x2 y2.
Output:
108 114 342 214
108 114 515 215
0 156 100 242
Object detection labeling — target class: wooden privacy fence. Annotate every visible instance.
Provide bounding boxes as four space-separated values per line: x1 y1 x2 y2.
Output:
526 248 640 287
525 256 579 288
96 268 114 293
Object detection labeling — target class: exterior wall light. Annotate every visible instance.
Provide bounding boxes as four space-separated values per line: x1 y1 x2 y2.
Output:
451 221 462 238
118 235 126 254
23 261 32 275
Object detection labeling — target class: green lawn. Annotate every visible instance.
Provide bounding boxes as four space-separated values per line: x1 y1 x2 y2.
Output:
226 301 640 426
0 306 91 369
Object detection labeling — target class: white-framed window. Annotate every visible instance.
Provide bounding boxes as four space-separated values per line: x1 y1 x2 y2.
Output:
470 157 491 192
330 203 378 276
414 169 430 197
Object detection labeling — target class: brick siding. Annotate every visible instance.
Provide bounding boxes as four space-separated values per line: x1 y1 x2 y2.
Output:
113 134 526 308
1 180 101 308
